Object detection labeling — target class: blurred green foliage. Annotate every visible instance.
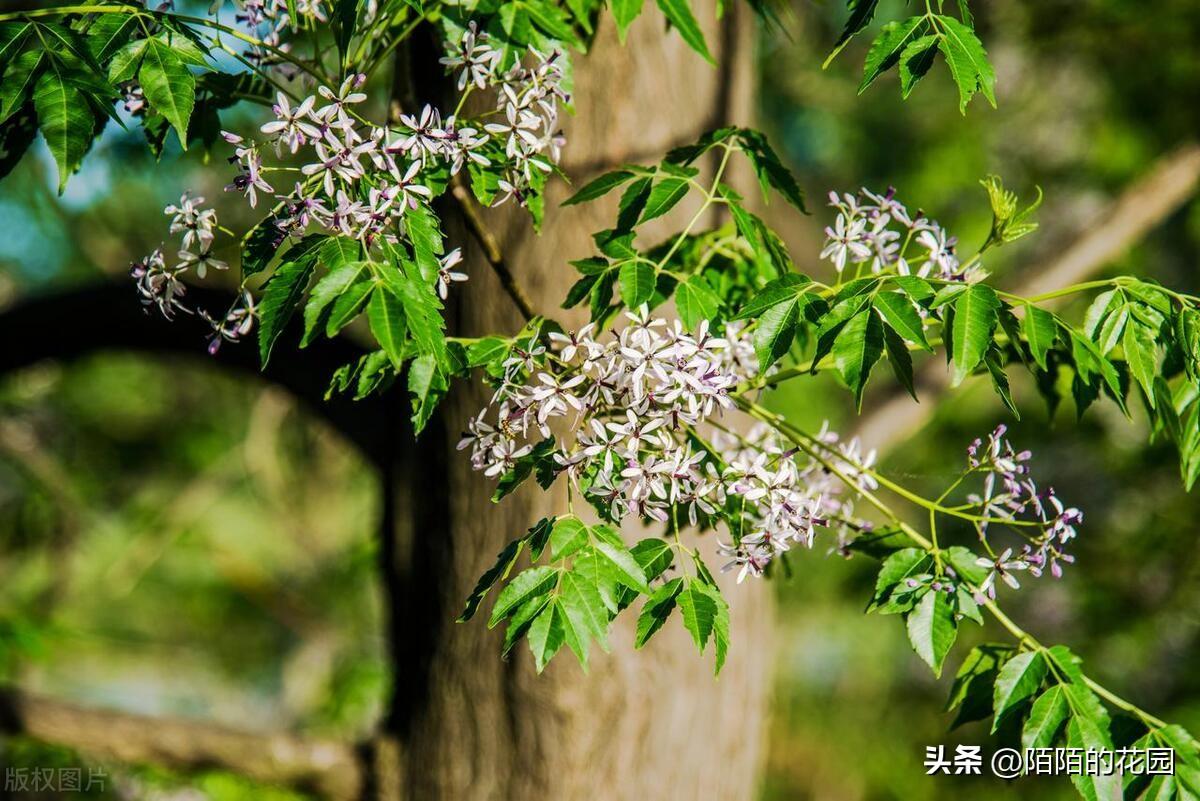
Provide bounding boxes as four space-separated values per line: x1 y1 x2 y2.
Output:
0 356 384 799
757 1 1200 798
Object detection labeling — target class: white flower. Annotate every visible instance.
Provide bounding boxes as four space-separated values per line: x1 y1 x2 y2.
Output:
439 21 501 91
260 92 320 154
436 248 468 299
177 247 228 279
820 213 871 273
975 548 1029 599
164 193 217 252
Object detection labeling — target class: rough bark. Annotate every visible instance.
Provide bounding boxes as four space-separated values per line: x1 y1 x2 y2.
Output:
381 7 775 801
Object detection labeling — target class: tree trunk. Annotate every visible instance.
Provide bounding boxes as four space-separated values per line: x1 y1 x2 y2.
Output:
380 6 774 800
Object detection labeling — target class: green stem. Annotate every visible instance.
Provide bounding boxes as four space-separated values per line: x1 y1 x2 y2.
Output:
735 396 1170 732
654 143 734 273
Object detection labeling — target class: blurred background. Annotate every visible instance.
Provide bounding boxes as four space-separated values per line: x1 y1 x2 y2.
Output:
1 1 1199 799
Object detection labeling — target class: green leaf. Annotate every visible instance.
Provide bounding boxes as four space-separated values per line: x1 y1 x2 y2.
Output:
1124 322 1159 407
898 34 939 98
527 603 565 672
1158 725 1200 770
985 347 1019 418
324 281 374 339
753 298 799 370
655 0 714 64
1045 644 1087 686
833 309 884 409
550 516 588 560
1095 305 1129 355
874 290 930 349
950 284 1001 385
859 17 927 92
501 593 551 656
563 168 637 205
676 274 722 331
1067 696 1119 801
240 215 285 278
521 0 582 48
558 569 611 669
459 539 524 622
0 23 31 64
0 48 42 124
629 538 675 581
736 129 807 212
392 265 448 371
992 650 1047 731
368 284 408 368
405 202 444 283
882 321 917 400
1023 304 1057 370
619 260 656 308
0 103 37 183
945 644 1011 728
32 68 98 193
678 578 718 652
936 14 996 113
592 536 652 595
407 353 448 432
943 546 989 586
105 37 147 83
301 262 360 341
615 177 652 231
523 516 554 561
735 274 814 320
572 546 622 614
869 548 929 610
635 577 683 647
827 0 880 60
1022 686 1069 749
319 235 360 269
257 255 316 366
696 580 730 673
86 15 141 63
640 176 690 223
594 229 638 260
489 566 560 627
611 0 645 41
905 589 957 677
138 38 195 148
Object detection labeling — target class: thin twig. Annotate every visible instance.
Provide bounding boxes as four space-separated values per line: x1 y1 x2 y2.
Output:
449 175 537 322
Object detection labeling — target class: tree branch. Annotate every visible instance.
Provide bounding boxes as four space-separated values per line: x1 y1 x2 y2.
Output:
448 175 537 322
852 141 1200 452
0 688 365 801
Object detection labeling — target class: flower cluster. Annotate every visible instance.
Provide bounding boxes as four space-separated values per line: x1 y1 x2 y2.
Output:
440 22 570 206
130 193 227 317
713 423 874 582
458 308 873 583
216 0 332 75
458 309 742 505
210 22 568 275
221 68 480 245
129 194 259 352
820 188 985 283
965 424 1082 597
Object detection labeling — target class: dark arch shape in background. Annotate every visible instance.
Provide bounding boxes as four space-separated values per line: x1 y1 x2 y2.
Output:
0 280 453 800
